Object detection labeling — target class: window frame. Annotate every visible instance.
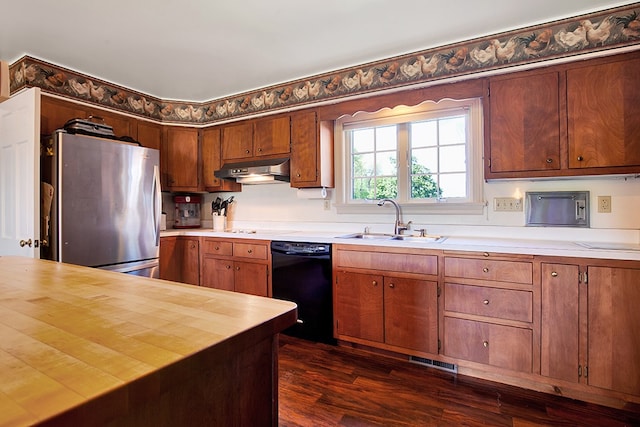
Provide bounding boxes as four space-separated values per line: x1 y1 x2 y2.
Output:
334 98 485 215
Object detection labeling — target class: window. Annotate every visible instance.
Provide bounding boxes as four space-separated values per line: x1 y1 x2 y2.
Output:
336 98 484 214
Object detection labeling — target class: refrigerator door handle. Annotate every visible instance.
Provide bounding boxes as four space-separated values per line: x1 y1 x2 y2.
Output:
153 165 161 246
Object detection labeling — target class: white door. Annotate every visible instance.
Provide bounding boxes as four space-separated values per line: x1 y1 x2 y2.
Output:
0 87 41 257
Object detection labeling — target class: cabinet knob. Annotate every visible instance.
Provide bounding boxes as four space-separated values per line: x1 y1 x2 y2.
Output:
247 249 253 254
551 271 558 277
546 158 553 163
235 266 240 271
226 264 231 269
483 252 490 257
482 267 489 273
215 246 220 250
296 173 301 177
389 283 395 288
483 299 490 305
257 148 262 152
577 156 584 161
372 280 378 286
245 149 250 154
483 340 489 348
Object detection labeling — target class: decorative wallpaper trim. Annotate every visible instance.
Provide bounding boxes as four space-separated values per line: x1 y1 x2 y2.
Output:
9 3 640 125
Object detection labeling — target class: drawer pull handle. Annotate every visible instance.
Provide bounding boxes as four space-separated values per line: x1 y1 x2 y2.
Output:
483 299 490 305
483 340 489 348
247 249 253 254
482 267 489 273
389 283 395 288
483 252 490 257
372 280 378 286
551 271 558 277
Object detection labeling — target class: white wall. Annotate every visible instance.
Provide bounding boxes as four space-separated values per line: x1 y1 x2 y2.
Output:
164 173 640 244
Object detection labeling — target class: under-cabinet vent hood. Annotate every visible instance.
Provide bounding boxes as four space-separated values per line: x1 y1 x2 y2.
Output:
215 158 290 184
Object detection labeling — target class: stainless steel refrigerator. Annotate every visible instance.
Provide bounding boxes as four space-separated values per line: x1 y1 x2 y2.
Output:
42 130 161 277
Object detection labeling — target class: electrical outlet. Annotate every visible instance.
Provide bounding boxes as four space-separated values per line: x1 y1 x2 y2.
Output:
597 196 612 213
494 197 523 212
323 200 331 211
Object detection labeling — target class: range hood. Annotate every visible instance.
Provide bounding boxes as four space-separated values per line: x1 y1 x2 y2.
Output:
215 157 290 184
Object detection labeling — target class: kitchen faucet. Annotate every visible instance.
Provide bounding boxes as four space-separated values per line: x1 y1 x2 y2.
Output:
377 199 411 235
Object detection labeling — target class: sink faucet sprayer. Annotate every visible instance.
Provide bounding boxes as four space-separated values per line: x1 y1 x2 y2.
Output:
377 199 411 235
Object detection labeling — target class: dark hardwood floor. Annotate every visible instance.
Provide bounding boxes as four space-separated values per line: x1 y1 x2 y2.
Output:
278 335 640 427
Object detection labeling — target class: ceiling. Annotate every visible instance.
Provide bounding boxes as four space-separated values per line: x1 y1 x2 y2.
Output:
1 0 634 102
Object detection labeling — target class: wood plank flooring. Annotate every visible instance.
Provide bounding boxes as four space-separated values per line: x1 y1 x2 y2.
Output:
278 335 640 427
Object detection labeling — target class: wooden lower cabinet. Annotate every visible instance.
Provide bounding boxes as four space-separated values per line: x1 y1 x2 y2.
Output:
333 245 439 356
442 252 535 374
201 237 270 297
541 261 640 397
159 236 200 285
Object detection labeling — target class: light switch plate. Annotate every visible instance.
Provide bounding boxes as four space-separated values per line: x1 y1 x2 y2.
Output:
494 197 523 212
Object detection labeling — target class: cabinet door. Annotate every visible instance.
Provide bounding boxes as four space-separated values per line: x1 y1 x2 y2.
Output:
181 238 200 286
334 271 384 343
202 127 242 192
486 71 560 174
290 110 318 185
40 96 87 136
201 257 235 291
233 261 268 296
221 122 253 161
587 266 640 395
164 127 200 191
384 276 438 354
159 237 180 282
568 56 640 169
253 115 290 157
136 121 162 150
540 263 580 383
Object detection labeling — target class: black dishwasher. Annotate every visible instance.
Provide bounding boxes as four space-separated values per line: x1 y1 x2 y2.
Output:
271 241 335 344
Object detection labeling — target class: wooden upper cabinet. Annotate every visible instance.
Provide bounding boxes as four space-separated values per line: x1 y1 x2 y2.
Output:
253 115 290 157
40 96 87 136
290 110 334 188
485 70 561 176
202 127 241 192
567 55 640 169
86 109 135 139
221 121 254 162
136 121 162 150
164 126 200 192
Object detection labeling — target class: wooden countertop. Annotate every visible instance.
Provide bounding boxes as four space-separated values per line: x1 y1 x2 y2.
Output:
0 256 297 426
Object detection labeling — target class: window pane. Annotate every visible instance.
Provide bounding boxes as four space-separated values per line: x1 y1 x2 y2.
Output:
412 147 438 174
439 145 466 173
411 174 442 199
352 128 374 153
353 153 374 177
440 173 467 198
377 151 397 175
376 125 398 151
439 116 466 145
353 177 375 199
376 176 398 199
410 121 437 148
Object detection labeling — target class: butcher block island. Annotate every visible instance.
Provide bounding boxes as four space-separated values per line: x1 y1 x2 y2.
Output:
0 256 297 427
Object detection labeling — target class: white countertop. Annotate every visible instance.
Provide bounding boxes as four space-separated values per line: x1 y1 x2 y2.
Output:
161 229 640 261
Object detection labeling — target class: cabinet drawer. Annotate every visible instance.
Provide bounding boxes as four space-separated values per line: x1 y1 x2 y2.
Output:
444 317 532 373
335 250 437 276
444 257 532 284
233 242 268 260
203 239 233 256
444 283 532 322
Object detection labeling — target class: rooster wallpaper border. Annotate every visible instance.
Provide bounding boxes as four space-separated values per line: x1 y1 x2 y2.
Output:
9 3 640 125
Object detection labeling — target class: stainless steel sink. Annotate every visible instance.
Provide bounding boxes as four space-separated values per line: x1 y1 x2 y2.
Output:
337 233 447 243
